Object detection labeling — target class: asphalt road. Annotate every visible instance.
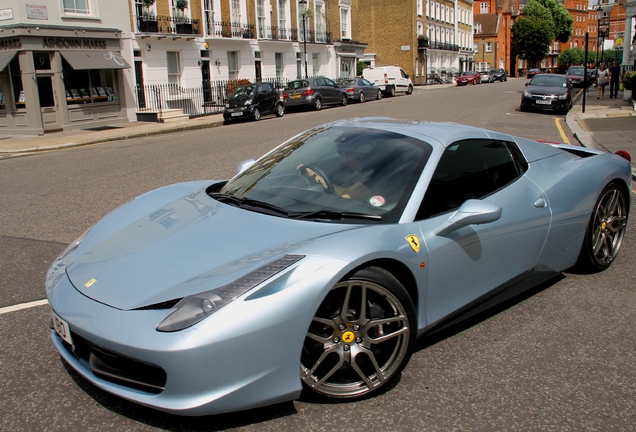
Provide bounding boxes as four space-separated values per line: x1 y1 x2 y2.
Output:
1 79 634 431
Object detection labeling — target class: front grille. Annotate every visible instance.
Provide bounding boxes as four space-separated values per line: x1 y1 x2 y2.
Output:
61 332 167 394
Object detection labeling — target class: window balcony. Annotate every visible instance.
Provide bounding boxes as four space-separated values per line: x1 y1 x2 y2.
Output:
136 15 201 36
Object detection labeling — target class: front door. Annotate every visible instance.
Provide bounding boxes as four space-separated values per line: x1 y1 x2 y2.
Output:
135 60 146 108
255 60 262 82
200 60 211 103
37 75 62 132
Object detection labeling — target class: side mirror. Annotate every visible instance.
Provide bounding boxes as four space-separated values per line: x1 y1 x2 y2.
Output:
237 159 256 174
434 199 502 236
525 82 528 86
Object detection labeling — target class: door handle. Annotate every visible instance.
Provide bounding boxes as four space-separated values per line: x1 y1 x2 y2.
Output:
534 198 546 208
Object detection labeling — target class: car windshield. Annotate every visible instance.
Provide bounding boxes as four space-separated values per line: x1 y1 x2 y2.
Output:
530 75 567 87
461 71 475 76
232 85 255 96
215 126 432 224
286 80 308 90
568 67 584 75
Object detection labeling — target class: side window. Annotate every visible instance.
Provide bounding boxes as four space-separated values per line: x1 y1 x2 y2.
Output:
315 78 326 86
324 78 336 87
417 139 524 220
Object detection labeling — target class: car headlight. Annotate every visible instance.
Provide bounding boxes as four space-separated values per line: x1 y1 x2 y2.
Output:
156 254 304 332
557 93 568 100
523 90 531 97
244 99 252 106
225 103 230 108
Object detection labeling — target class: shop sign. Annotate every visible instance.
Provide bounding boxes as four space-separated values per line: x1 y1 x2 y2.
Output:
0 38 21 51
42 38 108 50
26 4 48 20
0 8 13 20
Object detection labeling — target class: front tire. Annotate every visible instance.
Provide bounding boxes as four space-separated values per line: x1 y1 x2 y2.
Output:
575 183 628 272
406 85 413 95
301 267 416 400
359 92 365 103
252 107 261 121
376 90 382 100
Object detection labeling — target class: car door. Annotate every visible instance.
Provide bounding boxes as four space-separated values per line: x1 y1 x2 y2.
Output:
257 83 275 114
415 138 551 325
324 77 340 104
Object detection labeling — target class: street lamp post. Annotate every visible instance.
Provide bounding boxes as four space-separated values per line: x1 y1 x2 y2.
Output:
299 0 308 78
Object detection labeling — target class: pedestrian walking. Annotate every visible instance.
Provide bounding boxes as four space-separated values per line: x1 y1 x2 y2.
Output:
597 64 608 99
609 60 621 99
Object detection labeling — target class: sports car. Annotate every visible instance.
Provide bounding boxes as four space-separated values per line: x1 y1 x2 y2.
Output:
47 118 631 416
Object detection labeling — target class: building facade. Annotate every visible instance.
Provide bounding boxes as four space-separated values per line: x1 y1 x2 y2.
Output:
0 0 135 135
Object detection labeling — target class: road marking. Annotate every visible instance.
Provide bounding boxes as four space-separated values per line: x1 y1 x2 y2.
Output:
0 299 48 315
555 118 571 144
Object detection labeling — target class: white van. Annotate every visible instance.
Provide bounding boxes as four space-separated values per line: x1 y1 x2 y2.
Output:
362 65 414 97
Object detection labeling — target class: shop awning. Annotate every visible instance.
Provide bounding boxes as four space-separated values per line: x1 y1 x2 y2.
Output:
61 51 131 70
0 51 17 72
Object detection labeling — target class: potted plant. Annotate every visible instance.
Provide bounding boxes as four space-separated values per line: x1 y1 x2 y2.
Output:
175 0 188 10
621 71 636 100
142 0 155 7
417 34 429 48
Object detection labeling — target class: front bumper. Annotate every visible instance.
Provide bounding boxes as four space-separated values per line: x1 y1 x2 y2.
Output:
521 95 569 111
47 257 346 415
223 105 256 121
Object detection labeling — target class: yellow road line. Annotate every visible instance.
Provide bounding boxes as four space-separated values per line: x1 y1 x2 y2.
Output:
555 118 571 144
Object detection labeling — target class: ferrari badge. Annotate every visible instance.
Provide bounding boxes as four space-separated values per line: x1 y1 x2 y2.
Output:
406 235 420 253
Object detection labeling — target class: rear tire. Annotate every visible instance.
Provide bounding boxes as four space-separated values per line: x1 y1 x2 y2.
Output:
389 86 396 97
575 183 628 272
341 94 348 106
275 103 285 117
313 98 322 111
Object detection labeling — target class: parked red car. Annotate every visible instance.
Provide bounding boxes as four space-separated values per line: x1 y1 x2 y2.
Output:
456 71 481 86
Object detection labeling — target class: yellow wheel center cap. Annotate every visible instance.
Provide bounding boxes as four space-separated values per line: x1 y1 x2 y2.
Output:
341 331 355 343
601 221 607 230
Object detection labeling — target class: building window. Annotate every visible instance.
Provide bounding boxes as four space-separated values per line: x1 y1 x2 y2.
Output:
63 0 90 14
278 0 289 39
480 2 488 13
275 52 283 80
315 1 326 42
417 0 422 16
312 52 320 76
257 0 269 39
227 51 239 80
167 52 181 88
486 42 492 52
231 0 241 24
340 7 350 40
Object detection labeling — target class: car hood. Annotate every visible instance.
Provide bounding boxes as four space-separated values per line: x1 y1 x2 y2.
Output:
226 95 252 108
526 85 568 95
66 183 355 310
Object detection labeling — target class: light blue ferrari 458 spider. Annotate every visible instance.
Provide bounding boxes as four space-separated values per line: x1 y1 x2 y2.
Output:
47 118 631 416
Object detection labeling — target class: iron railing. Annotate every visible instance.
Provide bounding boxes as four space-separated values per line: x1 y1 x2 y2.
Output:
135 78 289 119
136 14 201 35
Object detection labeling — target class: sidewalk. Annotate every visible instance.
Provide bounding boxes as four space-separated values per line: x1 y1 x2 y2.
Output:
1 84 635 181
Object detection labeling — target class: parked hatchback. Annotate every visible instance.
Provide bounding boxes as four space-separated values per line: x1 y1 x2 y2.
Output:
565 66 588 87
520 73 573 114
283 77 347 110
223 82 284 123
491 68 508 82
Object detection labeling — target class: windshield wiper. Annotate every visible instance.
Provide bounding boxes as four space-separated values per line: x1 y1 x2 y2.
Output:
290 210 382 222
209 193 290 217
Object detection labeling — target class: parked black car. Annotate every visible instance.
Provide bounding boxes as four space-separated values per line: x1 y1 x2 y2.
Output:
520 74 573 114
223 82 284 123
491 68 508 82
283 76 347 110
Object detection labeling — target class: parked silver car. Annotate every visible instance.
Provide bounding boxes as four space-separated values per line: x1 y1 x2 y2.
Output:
336 78 382 103
283 76 348 110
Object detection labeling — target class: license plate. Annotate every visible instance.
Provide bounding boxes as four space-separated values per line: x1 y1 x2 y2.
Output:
231 112 243 117
291 94 301 99
536 100 551 105
52 310 73 346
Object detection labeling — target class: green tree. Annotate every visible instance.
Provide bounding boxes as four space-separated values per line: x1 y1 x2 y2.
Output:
523 0 554 29
558 48 585 66
533 0 573 43
512 17 553 67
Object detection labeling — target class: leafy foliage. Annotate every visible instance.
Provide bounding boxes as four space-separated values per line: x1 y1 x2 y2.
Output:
226 79 252 96
532 0 573 43
558 48 585 66
175 0 188 10
142 0 155 7
511 17 553 66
